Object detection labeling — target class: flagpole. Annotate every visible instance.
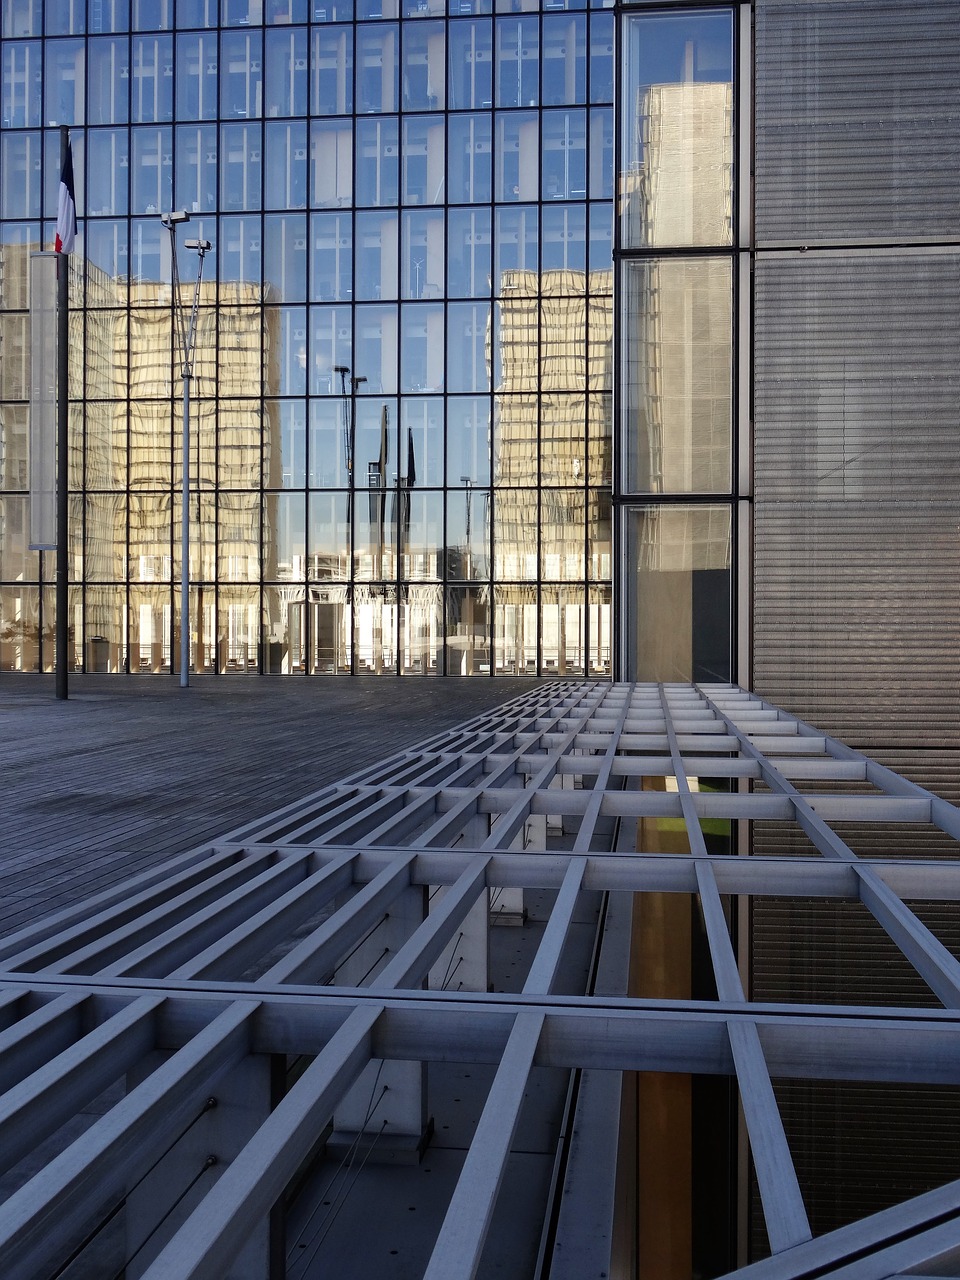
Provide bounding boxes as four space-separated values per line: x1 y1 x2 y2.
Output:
55 125 70 701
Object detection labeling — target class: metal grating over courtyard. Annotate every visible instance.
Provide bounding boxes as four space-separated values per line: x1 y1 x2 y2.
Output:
2 682 960 1278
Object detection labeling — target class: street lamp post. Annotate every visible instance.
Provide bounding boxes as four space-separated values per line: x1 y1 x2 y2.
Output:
161 211 212 688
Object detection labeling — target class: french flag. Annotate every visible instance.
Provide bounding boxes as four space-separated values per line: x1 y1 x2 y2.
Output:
55 139 77 255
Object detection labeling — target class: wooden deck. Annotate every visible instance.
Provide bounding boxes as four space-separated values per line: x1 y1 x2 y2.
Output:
0 674 543 937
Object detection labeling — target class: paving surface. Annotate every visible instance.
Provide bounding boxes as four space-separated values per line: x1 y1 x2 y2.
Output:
0 674 544 938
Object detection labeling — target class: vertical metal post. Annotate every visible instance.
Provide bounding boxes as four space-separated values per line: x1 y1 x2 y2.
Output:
55 127 70 700
180 361 191 687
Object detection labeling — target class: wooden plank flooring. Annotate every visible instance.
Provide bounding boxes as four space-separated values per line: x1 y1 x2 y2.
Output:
0 675 543 937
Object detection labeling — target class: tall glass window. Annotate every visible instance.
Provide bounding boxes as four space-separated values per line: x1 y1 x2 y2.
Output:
618 6 736 681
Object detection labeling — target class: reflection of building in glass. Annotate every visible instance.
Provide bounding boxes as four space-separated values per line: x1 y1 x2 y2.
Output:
0 0 615 676
493 267 612 674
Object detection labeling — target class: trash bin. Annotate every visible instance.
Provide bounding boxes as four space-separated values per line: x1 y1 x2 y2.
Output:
88 636 109 672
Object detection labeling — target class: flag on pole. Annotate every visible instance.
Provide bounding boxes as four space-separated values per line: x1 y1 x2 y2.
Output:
55 140 77 255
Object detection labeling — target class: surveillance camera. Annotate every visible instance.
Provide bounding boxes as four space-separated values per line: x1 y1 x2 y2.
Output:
161 210 190 226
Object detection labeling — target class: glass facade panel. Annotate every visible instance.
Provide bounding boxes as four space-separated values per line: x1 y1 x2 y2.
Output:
0 0 621 679
625 504 731 682
620 10 734 249
622 256 732 495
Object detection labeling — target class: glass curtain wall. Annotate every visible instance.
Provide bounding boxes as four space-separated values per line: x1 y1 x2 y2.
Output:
0 0 614 676
617 6 736 682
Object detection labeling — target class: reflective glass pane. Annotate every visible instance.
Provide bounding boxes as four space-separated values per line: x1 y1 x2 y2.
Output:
266 399 306 487
0 586 40 675
85 494 127 580
2 1 41 38
311 26 353 115
310 305 352 394
130 126 172 214
541 488 584 580
494 488 537 579
447 114 491 203
447 396 491 486
590 107 614 198
493 393 537 484
356 117 399 207
220 123 262 211
446 301 490 394
218 400 263 487
263 586 305 673
353 584 397 674
308 492 350 577
219 216 262 292
540 585 585 675
265 122 308 211
221 30 263 120
402 210 444 299
587 584 611 675
540 393 586 486
448 20 491 111
400 583 442 674
49 2 85 34
308 399 349 487
355 211 398 301
402 21 445 111
542 13 586 106
622 257 732 494
309 583 351 674
133 0 172 29
311 119 353 208
357 25 399 114
44 41 85 122
620 10 734 248
87 310 128 398
215 585 259 672
400 398 444 485
541 205 585 275
265 27 308 118
264 306 307 395
87 130 129 216
447 208 491 298
177 33 220 122
354 397 397 496
402 117 444 206
0 134 41 218
495 16 538 108
542 109 586 201
446 487 489 580
218 494 261 581
588 13 614 104
2 42 42 128
354 304 398 394
0 405 28 490
588 201 613 276
354 492 397 580
493 583 536 674
83 587 126 671
401 303 444 393
625 504 731 682
401 491 442 579
494 205 537 292
587 488 612 580
176 123 218 213
264 213 308 301
0 496 39 580
445 585 490 674
132 34 173 123
176 0 217 28
495 111 539 201
264 491 306 581
312 211 353 302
